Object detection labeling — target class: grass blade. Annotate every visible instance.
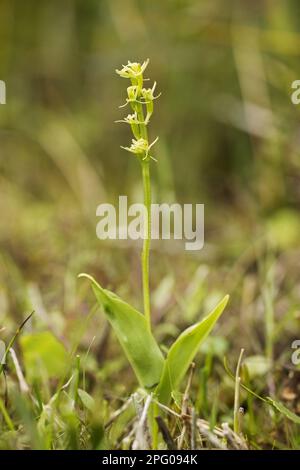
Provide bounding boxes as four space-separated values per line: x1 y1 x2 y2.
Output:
266 398 300 425
0 311 34 376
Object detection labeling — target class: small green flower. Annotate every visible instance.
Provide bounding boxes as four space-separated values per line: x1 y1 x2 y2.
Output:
121 137 159 162
141 83 161 123
141 82 159 102
119 85 139 110
116 112 139 124
142 89 153 123
121 137 148 156
127 85 139 101
116 59 149 80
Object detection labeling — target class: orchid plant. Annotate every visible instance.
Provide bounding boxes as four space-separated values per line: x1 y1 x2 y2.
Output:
79 60 229 448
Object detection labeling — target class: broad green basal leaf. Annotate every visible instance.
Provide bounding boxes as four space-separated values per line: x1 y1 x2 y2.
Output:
156 295 229 405
79 274 164 390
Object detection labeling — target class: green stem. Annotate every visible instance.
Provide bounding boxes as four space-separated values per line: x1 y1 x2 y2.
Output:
135 90 151 332
142 161 151 332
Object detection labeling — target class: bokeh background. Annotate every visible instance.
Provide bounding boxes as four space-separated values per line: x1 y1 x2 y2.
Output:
0 0 300 449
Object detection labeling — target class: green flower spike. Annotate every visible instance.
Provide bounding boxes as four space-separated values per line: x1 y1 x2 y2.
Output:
116 59 159 335
116 59 159 162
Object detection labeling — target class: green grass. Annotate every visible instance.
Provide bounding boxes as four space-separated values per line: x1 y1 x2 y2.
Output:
0 0 300 450
0 237 299 449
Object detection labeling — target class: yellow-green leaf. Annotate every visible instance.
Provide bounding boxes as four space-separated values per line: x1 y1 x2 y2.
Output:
156 295 229 404
79 274 164 390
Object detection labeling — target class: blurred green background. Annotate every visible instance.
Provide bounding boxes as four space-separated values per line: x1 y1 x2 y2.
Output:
0 0 300 416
